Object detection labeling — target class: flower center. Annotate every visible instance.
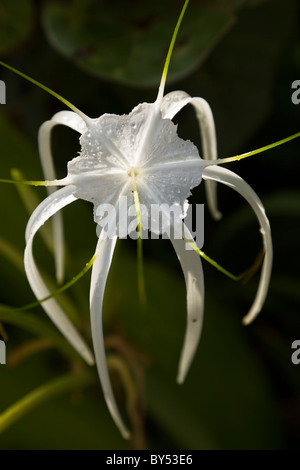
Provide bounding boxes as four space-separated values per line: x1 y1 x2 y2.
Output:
127 167 139 179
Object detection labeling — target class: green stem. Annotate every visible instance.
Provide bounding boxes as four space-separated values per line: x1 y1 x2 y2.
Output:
0 371 96 434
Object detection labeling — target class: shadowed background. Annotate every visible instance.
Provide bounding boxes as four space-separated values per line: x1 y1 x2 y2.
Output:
0 0 299 449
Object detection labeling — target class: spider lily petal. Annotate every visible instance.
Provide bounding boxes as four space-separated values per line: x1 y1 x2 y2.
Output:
161 90 221 221
38 111 87 184
65 102 205 233
137 181 205 383
202 165 273 324
38 111 88 283
169 223 204 384
90 233 130 439
24 185 94 365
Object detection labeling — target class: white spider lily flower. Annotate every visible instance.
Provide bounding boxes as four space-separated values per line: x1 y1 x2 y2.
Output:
31 96 208 439
26 84 272 438
1 0 273 438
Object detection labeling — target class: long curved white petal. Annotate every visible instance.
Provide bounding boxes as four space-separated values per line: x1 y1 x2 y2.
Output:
161 91 221 220
38 111 87 283
38 111 87 181
169 223 205 384
139 182 205 379
24 185 94 365
203 165 272 324
90 233 130 439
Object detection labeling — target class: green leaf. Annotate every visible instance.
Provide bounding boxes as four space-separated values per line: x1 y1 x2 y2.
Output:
41 0 249 87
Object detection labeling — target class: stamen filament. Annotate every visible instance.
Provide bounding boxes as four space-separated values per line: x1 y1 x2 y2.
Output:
0 61 89 123
0 177 64 187
184 237 244 281
0 252 99 314
156 0 189 104
130 172 147 305
213 132 300 165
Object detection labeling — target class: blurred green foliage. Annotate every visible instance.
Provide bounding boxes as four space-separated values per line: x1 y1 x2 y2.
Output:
0 0 34 55
0 0 299 450
42 0 248 86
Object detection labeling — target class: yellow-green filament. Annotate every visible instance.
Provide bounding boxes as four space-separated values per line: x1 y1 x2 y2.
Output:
130 172 147 305
215 132 300 165
0 61 88 121
157 0 189 102
184 237 244 281
0 252 99 314
0 177 61 187
11 169 54 253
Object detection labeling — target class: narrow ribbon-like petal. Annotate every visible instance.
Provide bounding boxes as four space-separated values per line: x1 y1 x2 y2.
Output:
38 111 87 283
24 185 94 365
90 233 130 439
161 91 221 220
38 111 87 181
202 166 272 324
169 223 205 384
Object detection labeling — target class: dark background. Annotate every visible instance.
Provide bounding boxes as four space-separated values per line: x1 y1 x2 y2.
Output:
0 0 299 449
